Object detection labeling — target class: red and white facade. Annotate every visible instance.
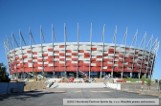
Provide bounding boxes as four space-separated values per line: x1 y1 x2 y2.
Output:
7 42 156 78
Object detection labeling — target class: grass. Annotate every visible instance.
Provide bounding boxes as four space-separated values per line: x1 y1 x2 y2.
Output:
125 77 154 86
125 77 151 82
125 77 141 82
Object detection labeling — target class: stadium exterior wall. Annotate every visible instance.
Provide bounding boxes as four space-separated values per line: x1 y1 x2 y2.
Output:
7 42 155 78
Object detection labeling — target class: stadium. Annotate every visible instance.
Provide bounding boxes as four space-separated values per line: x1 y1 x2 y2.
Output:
4 24 159 79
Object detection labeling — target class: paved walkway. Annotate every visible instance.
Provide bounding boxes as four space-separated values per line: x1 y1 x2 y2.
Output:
0 88 160 106
51 82 121 90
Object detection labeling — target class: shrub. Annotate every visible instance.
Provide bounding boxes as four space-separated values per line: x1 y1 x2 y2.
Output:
146 78 151 86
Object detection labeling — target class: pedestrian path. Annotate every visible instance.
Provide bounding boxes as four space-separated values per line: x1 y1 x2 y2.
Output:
49 82 121 90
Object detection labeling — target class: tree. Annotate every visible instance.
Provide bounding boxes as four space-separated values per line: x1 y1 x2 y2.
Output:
0 63 10 82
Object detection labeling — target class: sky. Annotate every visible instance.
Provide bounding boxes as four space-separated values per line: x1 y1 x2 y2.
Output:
0 0 160 79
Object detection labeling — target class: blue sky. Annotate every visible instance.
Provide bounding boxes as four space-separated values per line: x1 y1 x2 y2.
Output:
0 0 160 79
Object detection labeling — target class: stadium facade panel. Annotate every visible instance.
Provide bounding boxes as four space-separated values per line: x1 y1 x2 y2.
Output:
7 42 155 78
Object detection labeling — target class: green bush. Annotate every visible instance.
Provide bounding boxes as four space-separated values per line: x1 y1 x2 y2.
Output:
126 77 140 82
146 78 151 86
141 75 146 81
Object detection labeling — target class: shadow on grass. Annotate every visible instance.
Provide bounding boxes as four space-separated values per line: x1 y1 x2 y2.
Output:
0 90 56 101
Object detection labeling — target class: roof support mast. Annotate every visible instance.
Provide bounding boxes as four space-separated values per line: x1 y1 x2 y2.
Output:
100 24 105 78
130 30 138 79
149 38 158 79
40 26 45 78
77 23 80 78
89 23 92 80
5 36 16 78
121 27 128 78
145 35 153 78
64 23 67 78
5 36 10 51
29 28 36 44
138 32 146 79
111 26 117 78
11 34 19 79
29 28 36 79
4 38 10 79
52 24 56 77
12 34 19 47
130 30 138 48
19 30 27 80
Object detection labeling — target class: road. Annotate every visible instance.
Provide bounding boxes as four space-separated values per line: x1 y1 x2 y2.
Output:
0 88 160 106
